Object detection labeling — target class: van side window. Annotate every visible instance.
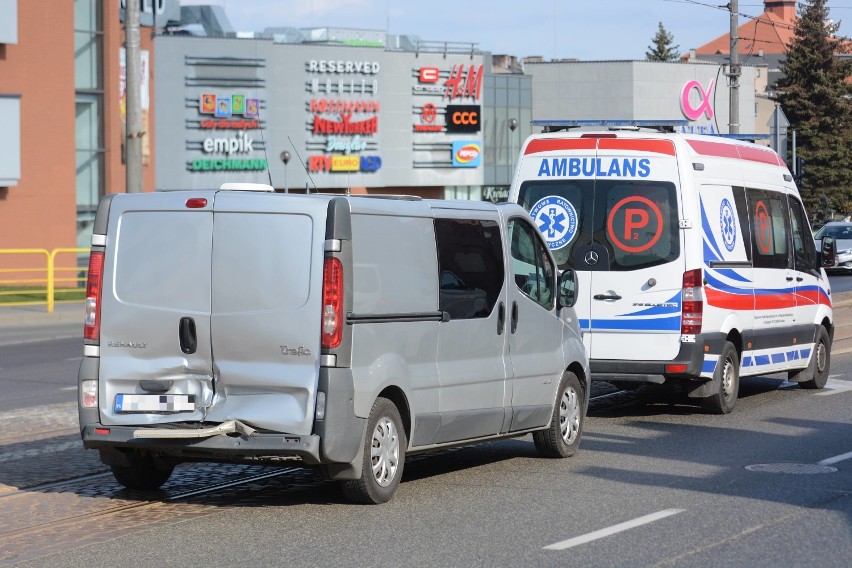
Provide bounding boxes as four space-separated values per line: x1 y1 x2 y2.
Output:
788 197 818 275
598 181 680 271
509 218 555 310
746 189 792 269
732 187 752 260
434 219 505 320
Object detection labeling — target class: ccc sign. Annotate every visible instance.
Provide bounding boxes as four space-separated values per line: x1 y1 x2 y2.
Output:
446 105 481 133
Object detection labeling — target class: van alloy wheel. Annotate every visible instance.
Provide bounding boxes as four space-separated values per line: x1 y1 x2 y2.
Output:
800 326 831 389
559 385 581 445
341 397 407 504
534 371 585 458
371 416 400 487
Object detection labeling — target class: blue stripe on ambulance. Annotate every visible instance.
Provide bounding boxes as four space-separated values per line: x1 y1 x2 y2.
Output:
579 316 680 331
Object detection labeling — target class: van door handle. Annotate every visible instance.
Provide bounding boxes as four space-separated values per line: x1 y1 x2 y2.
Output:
594 294 622 301
497 302 505 335
796 276 804 282
786 276 794 282
511 301 518 334
179 317 197 354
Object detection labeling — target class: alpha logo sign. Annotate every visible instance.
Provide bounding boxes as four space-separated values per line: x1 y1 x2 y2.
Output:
452 141 481 168
446 105 480 133
679 79 717 134
200 93 260 119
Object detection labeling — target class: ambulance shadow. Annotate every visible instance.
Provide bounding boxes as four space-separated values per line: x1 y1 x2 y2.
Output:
589 374 796 418
579 414 852 523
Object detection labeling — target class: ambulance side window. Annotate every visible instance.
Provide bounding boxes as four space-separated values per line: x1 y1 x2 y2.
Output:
732 187 752 260
788 197 818 275
747 189 792 270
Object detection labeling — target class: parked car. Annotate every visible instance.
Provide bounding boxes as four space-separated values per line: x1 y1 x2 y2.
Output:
814 221 852 273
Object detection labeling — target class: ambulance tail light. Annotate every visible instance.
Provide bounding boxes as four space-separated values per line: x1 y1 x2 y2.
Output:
84 251 104 341
681 268 703 335
321 257 343 349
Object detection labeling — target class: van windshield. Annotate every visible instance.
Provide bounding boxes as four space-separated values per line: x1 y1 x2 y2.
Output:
517 179 680 272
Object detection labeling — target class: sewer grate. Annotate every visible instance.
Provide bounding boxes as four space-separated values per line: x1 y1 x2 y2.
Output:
745 463 838 474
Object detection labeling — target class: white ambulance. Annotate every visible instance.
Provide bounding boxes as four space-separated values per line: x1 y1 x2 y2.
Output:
508 121 834 414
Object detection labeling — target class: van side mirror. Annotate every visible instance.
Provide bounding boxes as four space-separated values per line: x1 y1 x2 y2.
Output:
820 235 837 268
557 269 578 309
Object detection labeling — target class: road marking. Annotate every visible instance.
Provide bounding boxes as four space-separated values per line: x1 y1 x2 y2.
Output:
544 509 685 551
818 451 852 466
64 357 81 362
59 386 77 391
815 379 852 396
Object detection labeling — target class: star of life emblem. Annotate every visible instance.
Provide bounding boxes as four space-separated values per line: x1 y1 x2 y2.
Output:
530 196 579 250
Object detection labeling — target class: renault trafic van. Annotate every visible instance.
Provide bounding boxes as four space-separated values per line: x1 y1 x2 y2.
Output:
78 186 589 504
509 125 833 414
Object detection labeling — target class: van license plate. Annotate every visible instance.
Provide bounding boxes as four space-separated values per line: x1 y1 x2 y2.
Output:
115 394 196 413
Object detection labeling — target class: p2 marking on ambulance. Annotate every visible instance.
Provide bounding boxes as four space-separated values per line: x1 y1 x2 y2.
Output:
509 121 833 414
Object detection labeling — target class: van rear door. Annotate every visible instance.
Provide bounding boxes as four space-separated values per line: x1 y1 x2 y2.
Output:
515 136 685 362
99 192 214 426
204 192 329 435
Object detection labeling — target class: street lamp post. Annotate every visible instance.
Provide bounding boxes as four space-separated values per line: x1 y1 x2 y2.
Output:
508 118 518 183
280 151 291 193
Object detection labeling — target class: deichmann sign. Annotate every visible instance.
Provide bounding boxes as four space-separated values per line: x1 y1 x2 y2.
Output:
446 105 480 133
191 158 268 171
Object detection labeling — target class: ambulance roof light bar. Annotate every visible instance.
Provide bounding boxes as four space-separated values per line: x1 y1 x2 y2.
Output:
532 119 688 133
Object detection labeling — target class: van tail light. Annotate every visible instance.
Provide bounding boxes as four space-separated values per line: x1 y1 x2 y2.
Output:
84 251 105 341
681 268 703 335
321 257 344 349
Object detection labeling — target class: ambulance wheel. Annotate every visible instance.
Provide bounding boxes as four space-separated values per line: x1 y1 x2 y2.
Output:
534 371 584 458
341 397 406 504
702 341 739 415
111 455 173 490
800 326 831 390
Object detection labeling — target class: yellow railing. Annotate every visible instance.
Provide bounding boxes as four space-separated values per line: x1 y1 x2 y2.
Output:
0 248 90 312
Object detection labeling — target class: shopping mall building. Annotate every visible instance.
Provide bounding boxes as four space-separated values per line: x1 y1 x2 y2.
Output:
1 0 777 252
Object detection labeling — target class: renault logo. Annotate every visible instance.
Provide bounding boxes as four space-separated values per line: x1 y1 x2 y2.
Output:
584 251 599 266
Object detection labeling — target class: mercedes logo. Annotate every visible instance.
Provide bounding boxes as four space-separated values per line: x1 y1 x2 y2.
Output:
584 251 599 266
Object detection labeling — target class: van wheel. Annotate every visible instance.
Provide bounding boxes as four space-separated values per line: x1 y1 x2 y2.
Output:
702 341 739 414
800 326 831 389
110 455 173 490
533 371 584 458
341 398 406 504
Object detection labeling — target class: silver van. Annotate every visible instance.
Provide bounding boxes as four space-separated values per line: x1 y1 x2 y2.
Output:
78 186 589 503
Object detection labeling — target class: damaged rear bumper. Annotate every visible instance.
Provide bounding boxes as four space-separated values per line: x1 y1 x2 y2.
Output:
82 422 322 465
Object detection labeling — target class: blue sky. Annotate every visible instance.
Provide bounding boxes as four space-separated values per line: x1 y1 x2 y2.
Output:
216 0 852 61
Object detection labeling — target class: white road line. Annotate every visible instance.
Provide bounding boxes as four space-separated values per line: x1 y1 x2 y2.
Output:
815 379 852 396
59 386 77 391
0 440 82 463
818 451 852 466
544 509 685 551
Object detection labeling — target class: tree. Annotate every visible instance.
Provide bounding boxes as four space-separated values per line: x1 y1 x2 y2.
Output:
646 22 680 62
776 0 852 218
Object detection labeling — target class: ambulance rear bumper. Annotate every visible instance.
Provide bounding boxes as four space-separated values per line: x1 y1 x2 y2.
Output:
590 332 726 383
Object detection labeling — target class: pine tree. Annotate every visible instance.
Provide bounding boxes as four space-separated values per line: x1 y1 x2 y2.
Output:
776 0 852 218
645 22 680 62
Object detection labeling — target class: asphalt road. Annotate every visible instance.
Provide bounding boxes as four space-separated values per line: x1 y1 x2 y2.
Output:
0 333 849 567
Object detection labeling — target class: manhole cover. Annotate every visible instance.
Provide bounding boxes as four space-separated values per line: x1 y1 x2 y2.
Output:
745 463 838 474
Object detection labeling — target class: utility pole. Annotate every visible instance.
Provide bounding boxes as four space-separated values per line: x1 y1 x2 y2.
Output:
729 0 740 134
125 0 143 192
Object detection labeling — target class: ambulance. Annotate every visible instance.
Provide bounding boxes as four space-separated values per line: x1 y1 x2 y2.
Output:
508 120 834 414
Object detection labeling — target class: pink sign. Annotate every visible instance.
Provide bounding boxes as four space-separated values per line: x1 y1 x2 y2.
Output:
680 79 715 121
